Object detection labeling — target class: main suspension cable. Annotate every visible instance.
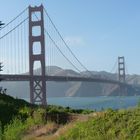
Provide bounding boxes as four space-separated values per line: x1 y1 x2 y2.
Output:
0 17 29 40
0 7 28 31
43 7 94 76
33 13 82 73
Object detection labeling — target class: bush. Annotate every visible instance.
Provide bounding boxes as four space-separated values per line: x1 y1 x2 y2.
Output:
0 122 2 140
3 108 46 140
60 108 140 140
3 118 25 140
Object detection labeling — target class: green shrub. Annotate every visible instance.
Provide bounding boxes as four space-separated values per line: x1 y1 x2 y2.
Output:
3 107 46 140
0 93 34 129
3 118 25 140
32 108 46 124
60 108 140 140
0 122 2 140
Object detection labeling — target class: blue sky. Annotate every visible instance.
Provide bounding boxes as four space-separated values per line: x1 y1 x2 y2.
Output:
0 0 140 74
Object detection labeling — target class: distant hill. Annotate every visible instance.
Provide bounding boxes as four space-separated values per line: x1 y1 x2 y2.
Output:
1 66 140 98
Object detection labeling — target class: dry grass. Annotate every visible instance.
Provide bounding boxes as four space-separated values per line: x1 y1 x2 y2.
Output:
22 113 95 140
43 121 78 140
22 122 59 140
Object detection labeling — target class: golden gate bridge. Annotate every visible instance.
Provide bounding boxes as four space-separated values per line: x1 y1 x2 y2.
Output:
0 5 137 105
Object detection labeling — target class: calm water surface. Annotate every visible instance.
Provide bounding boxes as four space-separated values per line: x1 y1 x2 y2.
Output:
24 96 140 111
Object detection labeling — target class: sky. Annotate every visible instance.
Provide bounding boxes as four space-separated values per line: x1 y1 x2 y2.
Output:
0 0 140 74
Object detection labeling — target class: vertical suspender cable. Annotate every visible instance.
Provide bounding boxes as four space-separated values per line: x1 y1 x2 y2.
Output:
21 23 23 74
23 19 25 74
7 27 10 74
25 20 27 74
14 27 16 74
15 26 18 74
11 24 13 74
17 24 20 74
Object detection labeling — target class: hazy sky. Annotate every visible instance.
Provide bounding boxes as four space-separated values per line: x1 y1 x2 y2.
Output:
0 0 140 74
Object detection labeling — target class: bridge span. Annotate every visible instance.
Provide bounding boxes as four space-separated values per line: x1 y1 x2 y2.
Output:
1 74 127 86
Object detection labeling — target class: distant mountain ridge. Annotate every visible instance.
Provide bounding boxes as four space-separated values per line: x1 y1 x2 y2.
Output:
1 66 140 98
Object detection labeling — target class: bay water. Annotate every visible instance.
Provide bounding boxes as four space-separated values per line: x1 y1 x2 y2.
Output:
24 96 140 111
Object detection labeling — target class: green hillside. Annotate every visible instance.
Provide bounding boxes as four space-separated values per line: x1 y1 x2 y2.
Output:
0 92 94 140
0 93 32 128
60 108 140 140
1 92 140 140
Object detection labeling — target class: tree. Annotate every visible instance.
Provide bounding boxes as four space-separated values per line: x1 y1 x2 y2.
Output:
0 63 3 72
0 21 4 29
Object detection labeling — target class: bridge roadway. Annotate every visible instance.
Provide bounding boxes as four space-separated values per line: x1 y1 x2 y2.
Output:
0 74 127 86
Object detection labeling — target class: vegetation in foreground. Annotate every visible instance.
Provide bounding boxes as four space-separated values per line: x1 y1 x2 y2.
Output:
60 108 140 140
0 93 93 140
2 93 140 140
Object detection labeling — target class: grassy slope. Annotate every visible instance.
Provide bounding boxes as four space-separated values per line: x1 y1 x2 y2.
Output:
0 93 94 140
59 108 140 140
2 93 140 140
0 93 32 128
21 107 140 140
22 114 93 140
22 107 140 140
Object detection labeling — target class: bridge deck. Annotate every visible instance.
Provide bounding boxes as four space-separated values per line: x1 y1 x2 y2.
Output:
0 74 125 85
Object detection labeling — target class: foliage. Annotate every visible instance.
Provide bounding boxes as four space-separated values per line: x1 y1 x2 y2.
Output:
60 108 140 140
0 93 34 128
3 108 46 140
137 98 140 107
0 93 93 139
3 118 25 140
0 92 93 126
46 105 93 114
0 122 2 140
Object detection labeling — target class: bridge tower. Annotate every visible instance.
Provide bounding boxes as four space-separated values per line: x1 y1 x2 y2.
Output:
29 5 46 105
118 56 126 94
118 56 125 83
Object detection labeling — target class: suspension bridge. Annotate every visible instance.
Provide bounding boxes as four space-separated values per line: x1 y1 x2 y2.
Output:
0 5 137 105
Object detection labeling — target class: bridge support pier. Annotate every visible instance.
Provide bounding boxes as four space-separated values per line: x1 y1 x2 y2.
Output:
29 5 46 105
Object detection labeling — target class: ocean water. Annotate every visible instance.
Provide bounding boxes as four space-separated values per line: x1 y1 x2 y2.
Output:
24 96 140 111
